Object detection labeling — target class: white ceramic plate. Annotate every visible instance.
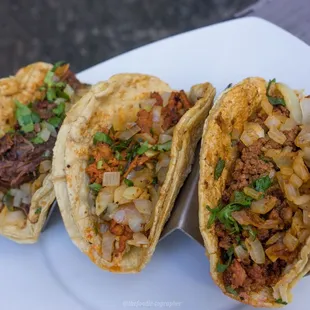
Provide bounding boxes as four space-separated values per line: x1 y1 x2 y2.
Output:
1 17 310 310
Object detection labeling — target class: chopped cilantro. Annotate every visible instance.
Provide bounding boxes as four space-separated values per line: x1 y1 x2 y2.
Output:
152 176 158 185
52 102 65 116
124 178 134 187
137 141 149 155
153 140 172 152
96 160 104 169
115 150 123 160
88 156 95 164
253 176 272 193
48 116 62 128
266 79 286 106
47 88 57 102
243 225 257 240
31 136 45 144
226 286 238 296
35 207 42 215
112 139 132 152
21 122 34 133
214 158 225 180
93 132 113 145
216 247 234 273
126 143 140 161
275 299 288 305
233 191 253 206
89 183 102 192
51 60 67 72
259 155 271 163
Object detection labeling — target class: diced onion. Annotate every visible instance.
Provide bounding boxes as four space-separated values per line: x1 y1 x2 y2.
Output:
291 210 304 236
284 182 299 201
20 183 31 196
39 128 51 142
140 98 157 111
101 231 115 262
261 97 273 116
250 196 277 214
156 153 170 173
295 126 310 148
145 149 159 158
131 169 153 189
22 196 31 204
234 245 249 261
300 97 310 125
133 199 152 215
280 167 294 176
102 172 120 187
134 133 157 145
39 160 52 173
303 210 310 226
118 124 141 141
264 115 281 129
96 189 113 216
245 238 265 264
41 121 57 137
114 185 130 204
240 122 265 146
283 231 299 251
12 190 24 207
103 203 119 221
64 84 74 98
243 187 261 200
293 155 309 182
127 232 149 246
292 195 310 205
276 83 302 124
158 134 172 144
303 147 310 163
152 106 163 135
161 92 171 107
273 154 293 168
289 174 303 188
298 229 310 243
279 118 297 131
266 232 283 246
122 187 143 200
157 167 168 185
268 126 287 145
269 169 276 179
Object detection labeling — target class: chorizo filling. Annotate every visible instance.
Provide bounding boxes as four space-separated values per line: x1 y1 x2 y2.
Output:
0 62 84 227
86 90 192 262
208 79 310 303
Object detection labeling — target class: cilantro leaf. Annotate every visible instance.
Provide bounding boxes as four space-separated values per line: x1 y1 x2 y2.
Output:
217 203 243 233
112 139 132 152
266 79 286 106
253 176 272 193
15 100 32 125
137 141 149 155
44 71 55 87
214 158 225 180
124 178 134 187
21 123 34 133
115 150 123 160
31 136 45 144
243 225 257 240
206 205 221 229
52 102 65 116
47 88 57 102
216 247 234 273
233 191 253 206
96 160 104 169
48 116 62 128
89 183 102 192
226 286 238 296
275 299 288 305
35 207 42 215
93 132 113 145
153 140 172 152
51 61 67 72
152 177 158 185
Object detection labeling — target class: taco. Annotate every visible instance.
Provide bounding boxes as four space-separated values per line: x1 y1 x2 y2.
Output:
199 77 310 307
53 73 215 272
0 61 89 243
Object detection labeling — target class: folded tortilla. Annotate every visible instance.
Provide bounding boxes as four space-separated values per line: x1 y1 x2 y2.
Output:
199 77 310 307
53 73 215 272
0 62 88 243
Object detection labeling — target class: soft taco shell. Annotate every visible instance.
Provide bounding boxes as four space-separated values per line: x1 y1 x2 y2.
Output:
53 73 215 272
198 77 310 307
0 62 88 243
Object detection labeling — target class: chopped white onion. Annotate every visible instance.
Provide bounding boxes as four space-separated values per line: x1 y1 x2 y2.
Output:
64 84 74 98
279 118 297 131
118 124 141 141
22 196 31 204
292 195 310 205
261 97 273 116
113 209 126 223
157 167 168 185
264 115 281 129
39 160 52 173
102 172 120 187
4 210 26 228
158 134 172 144
96 189 113 216
54 98 66 105
303 210 310 226
234 245 249 261
122 187 143 200
103 203 119 221
289 174 303 188
156 153 170 173
20 183 31 196
276 83 302 124
140 98 157 112
295 126 310 148
245 238 265 264
300 97 310 125
127 232 149 246
268 126 287 145
133 199 152 215
293 155 310 182
266 232 283 246
250 197 277 214
152 106 163 135
114 185 130 204
128 214 144 232
39 128 51 142
240 122 265 146
283 231 299 251
101 231 115 262
284 182 299 201
12 190 24 207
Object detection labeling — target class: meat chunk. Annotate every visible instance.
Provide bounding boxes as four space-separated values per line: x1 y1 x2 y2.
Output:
223 259 247 289
283 127 300 149
257 229 271 242
215 222 234 250
151 92 163 106
0 134 13 156
32 101 57 119
136 109 152 134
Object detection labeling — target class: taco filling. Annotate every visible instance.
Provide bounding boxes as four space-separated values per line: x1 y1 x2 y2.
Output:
0 62 84 227
86 90 192 261
207 79 310 302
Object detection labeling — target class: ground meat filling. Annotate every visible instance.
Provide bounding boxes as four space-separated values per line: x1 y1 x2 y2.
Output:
214 103 307 294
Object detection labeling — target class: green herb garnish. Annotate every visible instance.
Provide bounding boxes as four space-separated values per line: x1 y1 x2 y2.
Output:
93 132 113 145
275 299 288 305
88 156 95 164
48 116 62 128
266 79 286 106
233 191 253 206
31 136 45 144
153 140 172 152
152 177 158 185
216 247 234 272
124 178 134 187
51 60 67 72
35 207 42 215
253 175 272 193
214 158 225 180
89 183 102 192
112 139 132 152
226 286 238 296
15 100 38 133
244 225 257 240
137 141 149 155
96 160 104 169
52 102 65 116
115 150 123 160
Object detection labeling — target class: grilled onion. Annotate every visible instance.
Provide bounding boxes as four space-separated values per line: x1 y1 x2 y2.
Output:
268 126 286 145
234 245 249 261
101 231 115 262
292 195 310 205
96 188 113 216
243 187 261 200
240 122 265 146
293 155 310 182
123 187 143 200
283 231 299 252
152 106 163 135
303 210 310 226
118 124 141 140
266 232 284 246
280 118 297 131
245 238 265 264
264 115 281 129
289 174 303 188
250 196 277 214
127 232 149 246
295 126 310 148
